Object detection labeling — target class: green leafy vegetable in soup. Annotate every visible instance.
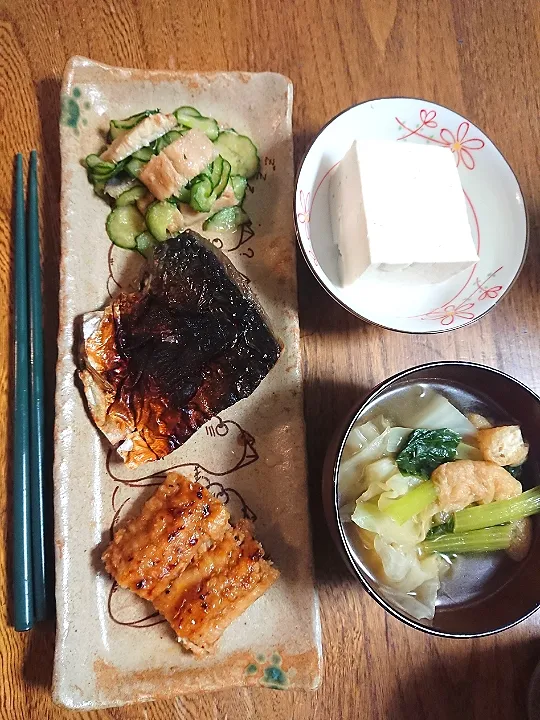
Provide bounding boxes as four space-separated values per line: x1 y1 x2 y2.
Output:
396 428 461 480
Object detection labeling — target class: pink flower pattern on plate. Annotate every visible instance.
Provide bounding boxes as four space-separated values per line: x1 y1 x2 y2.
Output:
297 190 311 228
396 109 485 169
419 108 437 128
439 122 485 169
419 267 505 327
477 279 503 301
426 301 475 326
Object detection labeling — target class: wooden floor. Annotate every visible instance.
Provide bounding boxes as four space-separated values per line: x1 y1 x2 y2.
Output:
1 0 539 717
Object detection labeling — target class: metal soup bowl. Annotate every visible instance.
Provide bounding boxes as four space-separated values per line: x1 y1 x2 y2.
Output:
322 361 540 637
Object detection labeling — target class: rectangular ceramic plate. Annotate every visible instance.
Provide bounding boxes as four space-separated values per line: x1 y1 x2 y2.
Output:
53 56 321 709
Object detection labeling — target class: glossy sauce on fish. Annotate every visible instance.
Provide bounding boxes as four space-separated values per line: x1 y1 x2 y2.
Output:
80 231 281 467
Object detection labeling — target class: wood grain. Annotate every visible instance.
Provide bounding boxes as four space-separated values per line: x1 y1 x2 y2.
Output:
0 0 539 717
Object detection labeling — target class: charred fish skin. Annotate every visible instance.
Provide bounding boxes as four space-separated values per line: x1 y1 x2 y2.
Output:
119 230 281 408
79 231 281 467
149 231 280 379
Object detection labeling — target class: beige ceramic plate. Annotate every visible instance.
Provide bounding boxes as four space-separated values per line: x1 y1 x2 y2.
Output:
53 56 321 709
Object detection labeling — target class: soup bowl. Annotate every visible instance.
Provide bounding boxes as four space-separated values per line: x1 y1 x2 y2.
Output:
322 361 540 637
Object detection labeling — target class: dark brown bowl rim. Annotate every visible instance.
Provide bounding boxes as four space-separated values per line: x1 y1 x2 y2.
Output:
327 360 540 638
293 96 530 335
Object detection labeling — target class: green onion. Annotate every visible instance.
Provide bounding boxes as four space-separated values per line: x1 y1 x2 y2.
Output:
381 480 437 525
453 486 540 533
421 525 513 554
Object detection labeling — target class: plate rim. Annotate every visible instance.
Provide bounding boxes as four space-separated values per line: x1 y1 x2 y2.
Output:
63 54 294 86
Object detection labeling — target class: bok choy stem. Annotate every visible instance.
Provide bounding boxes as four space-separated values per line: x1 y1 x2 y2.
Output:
421 525 513 554
453 486 540 533
381 481 437 525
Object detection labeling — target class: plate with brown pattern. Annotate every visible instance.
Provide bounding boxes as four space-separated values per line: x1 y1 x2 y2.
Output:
53 56 321 709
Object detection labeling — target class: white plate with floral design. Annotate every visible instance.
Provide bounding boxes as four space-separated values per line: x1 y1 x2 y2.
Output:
294 98 528 333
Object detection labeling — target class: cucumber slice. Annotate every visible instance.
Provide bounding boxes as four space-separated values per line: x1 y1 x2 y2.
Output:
109 109 159 140
231 175 247 203
109 126 123 141
173 185 191 203
190 117 219 140
191 155 231 212
106 205 146 249
210 156 224 187
116 184 147 207
85 154 106 169
126 157 146 178
189 156 231 211
190 177 215 213
88 168 115 183
86 154 126 183
135 231 157 258
132 146 154 162
153 129 184 154
93 181 107 198
174 106 201 118
203 207 250 232
174 107 219 140
146 201 180 242
85 155 115 176
213 131 259 178
213 158 231 198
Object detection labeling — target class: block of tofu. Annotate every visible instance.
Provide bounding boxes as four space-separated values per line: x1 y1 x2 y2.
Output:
102 473 230 601
153 520 279 655
329 140 479 286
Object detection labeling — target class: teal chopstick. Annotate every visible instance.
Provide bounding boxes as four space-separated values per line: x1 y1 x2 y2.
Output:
28 150 48 622
13 153 34 631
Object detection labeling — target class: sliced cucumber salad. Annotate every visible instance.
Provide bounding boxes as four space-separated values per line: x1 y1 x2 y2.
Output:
109 109 159 140
146 201 182 242
203 207 250 232
106 205 146 250
85 105 258 252
173 106 219 141
213 131 259 178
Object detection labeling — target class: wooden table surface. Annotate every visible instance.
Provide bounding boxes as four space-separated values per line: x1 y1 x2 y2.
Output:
1 0 540 718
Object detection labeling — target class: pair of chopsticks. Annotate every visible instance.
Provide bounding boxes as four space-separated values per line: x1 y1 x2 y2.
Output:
13 152 50 631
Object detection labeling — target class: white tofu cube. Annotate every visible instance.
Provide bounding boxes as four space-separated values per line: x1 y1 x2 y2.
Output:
329 140 478 286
